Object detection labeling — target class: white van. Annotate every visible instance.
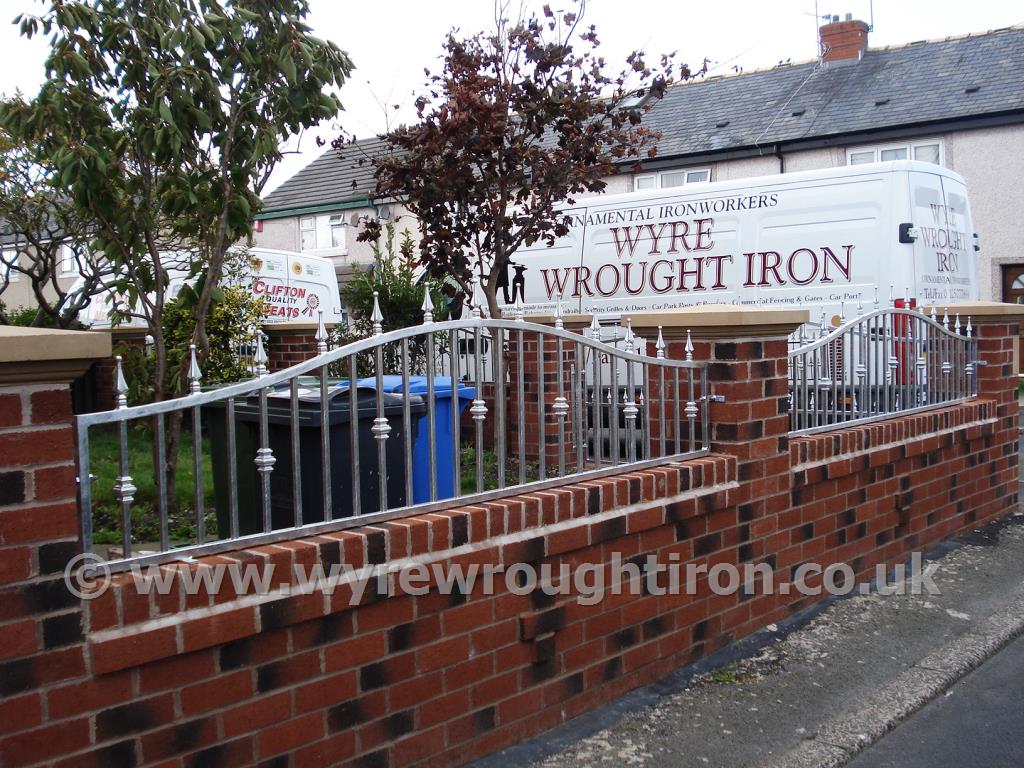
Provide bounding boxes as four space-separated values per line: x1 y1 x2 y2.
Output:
501 161 978 321
75 247 345 328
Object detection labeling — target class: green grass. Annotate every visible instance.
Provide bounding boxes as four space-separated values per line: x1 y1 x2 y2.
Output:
89 424 215 546
459 445 541 495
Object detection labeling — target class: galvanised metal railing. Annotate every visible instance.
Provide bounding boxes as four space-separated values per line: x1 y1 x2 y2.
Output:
788 294 980 435
76 289 710 573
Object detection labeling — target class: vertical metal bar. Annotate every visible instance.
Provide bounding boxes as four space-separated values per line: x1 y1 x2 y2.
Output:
495 328 507 489
517 328 526 485
426 333 438 501
192 405 204 544
226 400 238 539
536 332 546 481
290 377 303 528
687 367 697 452
155 414 168 551
556 333 566 476
77 424 93 556
374 344 388 511
658 364 666 458
673 367 681 455
592 342 603 466
641 360 651 461
320 363 332 521
258 387 272 532
700 366 710 451
402 339 413 505
118 419 132 556
625 353 637 463
349 355 361 518
450 329 461 496
609 347 620 466
574 342 585 473
475 325 485 492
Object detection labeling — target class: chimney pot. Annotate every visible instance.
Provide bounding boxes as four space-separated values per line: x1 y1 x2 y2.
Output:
819 15 870 63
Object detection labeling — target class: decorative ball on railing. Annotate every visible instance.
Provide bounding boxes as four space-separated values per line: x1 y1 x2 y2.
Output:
470 398 488 422
552 395 569 419
371 415 391 441
622 386 639 419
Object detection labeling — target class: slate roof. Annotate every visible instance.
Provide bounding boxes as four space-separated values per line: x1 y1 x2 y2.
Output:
260 25 1024 216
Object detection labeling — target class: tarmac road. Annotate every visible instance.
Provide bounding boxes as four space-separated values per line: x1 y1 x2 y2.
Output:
846 632 1024 768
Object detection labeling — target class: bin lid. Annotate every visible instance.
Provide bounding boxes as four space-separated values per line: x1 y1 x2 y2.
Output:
356 375 475 400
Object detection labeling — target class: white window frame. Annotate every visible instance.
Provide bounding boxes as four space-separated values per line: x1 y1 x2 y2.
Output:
634 168 712 190
59 244 78 275
299 216 316 251
1 248 18 282
846 139 944 167
328 214 348 252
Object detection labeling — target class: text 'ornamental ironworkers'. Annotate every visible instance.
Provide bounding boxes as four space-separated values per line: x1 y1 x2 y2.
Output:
541 194 854 298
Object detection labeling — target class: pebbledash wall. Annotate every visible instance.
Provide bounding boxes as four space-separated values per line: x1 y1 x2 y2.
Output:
0 303 1020 768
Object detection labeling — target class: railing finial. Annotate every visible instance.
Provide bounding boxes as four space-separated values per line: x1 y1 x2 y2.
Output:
553 295 564 329
873 286 880 310
471 276 485 319
839 301 846 324
315 310 329 355
588 314 600 340
421 289 434 324
966 316 973 338
513 293 524 322
954 313 961 334
942 307 949 330
371 291 384 336
904 287 910 309
623 318 635 354
254 330 268 377
684 328 694 362
187 344 202 395
930 304 937 323
114 355 128 409
857 299 864 317
655 326 666 359
888 285 895 308
819 309 828 338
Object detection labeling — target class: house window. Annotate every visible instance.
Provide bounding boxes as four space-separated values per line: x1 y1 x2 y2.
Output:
634 168 711 190
59 245 77 275
847 139 943 166
1 248 18 282
329 215 347 250
299 216 316 251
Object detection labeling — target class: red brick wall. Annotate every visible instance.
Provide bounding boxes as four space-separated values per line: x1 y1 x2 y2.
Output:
266 326 321 374
0 315 1018 768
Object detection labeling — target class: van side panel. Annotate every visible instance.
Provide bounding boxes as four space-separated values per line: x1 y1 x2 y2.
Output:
909 172 976 304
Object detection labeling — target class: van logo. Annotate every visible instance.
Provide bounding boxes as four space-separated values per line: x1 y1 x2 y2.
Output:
292 262 303 275
249 257 263 271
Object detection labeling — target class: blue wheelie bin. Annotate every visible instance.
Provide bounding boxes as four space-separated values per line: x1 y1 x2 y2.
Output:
363 375 475 503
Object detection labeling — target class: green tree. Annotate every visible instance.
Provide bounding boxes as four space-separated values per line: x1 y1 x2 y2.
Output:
350 1 701 318
1 0 353 400
0 0 353 517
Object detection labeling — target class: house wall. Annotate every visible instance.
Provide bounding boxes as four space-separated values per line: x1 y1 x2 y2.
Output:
0 249 79 316
942 124 1024 302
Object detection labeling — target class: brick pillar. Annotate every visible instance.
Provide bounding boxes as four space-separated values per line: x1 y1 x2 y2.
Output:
264 321 333 373
89 328 149 412
626 305 808 619
505 327 579 468
0 327 110 763
933 302 1024 524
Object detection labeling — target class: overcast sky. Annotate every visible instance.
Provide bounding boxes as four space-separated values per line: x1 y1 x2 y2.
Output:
1 0 1021 194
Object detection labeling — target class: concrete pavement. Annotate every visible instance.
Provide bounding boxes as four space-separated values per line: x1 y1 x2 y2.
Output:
472 510 1024 768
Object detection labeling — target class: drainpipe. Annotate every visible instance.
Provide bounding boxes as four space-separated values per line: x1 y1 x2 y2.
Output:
775 144 786 174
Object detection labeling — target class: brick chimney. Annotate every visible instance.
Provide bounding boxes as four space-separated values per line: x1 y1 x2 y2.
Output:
819 13 870 63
